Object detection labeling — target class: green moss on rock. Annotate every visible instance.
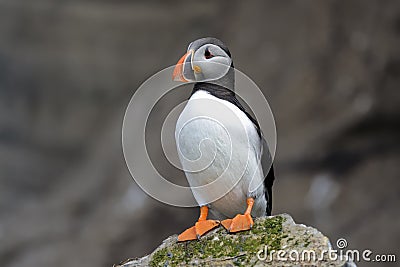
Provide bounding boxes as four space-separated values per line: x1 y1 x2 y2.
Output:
149 216 286 267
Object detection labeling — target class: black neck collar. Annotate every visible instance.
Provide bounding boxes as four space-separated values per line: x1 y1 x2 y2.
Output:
192 82 235 98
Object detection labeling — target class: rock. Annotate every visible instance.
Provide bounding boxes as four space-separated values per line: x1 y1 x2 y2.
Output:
115 214 355 267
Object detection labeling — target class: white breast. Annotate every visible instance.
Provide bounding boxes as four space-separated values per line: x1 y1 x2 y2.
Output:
175 90 266 218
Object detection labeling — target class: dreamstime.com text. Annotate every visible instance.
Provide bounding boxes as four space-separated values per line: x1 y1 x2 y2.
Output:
256 238 396 263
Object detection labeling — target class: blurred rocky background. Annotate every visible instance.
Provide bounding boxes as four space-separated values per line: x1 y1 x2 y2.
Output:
0 0 399 266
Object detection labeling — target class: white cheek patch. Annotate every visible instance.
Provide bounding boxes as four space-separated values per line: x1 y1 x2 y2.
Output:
198 58 231 80
192 44 232 82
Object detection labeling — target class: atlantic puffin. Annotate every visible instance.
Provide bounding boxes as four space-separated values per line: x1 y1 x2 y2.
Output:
173 37 275 241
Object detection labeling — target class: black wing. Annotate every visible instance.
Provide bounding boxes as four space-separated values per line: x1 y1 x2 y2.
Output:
263 159 275 215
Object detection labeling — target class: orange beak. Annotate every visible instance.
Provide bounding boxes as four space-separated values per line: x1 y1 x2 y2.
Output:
172 51 191 82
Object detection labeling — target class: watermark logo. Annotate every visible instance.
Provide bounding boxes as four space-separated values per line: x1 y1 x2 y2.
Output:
336 238 348 249
256 238 396 263
122 64 276 207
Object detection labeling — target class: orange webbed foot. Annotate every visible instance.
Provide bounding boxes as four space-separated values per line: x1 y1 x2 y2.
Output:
221 197 255 233
195 219 220 237
177 225 197 241
178 220 220 242
222 213 254 233
221 218 233 230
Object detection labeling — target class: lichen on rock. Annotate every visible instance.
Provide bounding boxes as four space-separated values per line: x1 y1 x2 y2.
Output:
116 214 355 267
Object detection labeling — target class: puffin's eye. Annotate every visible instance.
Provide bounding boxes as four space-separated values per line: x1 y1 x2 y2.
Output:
204 48 214 59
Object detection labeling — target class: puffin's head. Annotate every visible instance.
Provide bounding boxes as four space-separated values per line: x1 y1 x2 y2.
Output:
173 37 232 83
